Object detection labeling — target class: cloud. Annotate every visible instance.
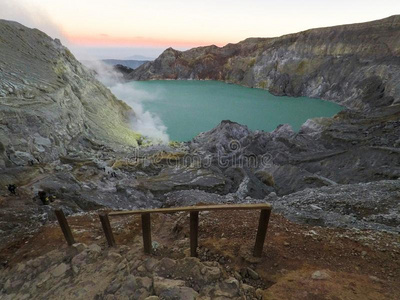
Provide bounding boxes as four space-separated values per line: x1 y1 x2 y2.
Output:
0 0 68 42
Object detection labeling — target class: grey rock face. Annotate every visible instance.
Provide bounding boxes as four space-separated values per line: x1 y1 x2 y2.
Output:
188 106 400 196
136 166 226 195
164 190 227 207
130 15 400 110
0 20 140 168
270 180 400 232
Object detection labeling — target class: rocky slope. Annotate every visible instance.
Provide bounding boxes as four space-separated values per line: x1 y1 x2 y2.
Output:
129 15 400 110
101 59 149 69
0 20 140 171
0 18 399 231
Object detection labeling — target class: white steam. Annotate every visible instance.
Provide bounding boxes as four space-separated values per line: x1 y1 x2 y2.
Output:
0 1 169 143
110 83 169 143
83 61 169 143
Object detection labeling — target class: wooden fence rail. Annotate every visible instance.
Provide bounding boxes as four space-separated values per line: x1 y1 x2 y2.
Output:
55 204 272 257
99 213 116 247
55 209 75 246
106 203 272 257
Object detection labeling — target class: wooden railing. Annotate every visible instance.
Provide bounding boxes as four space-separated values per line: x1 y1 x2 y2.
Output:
55 203 272 258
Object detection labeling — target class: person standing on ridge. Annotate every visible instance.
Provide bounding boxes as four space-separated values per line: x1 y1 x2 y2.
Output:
7 184 16 195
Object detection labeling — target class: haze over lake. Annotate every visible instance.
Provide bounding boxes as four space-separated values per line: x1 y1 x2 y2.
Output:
125 80 343 142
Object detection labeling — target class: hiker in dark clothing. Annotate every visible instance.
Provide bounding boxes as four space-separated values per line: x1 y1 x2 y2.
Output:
38 191 49 205
7 184 16 195
38 191 56 205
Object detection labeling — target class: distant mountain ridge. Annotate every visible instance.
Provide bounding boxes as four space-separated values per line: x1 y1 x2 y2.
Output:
101 59 150 69
125 54 155 60
129 15 400 110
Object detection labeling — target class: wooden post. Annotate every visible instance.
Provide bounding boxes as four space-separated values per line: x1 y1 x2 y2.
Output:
99 213 116 247
253 209 271 257
190 211 199 257
141 213 152 254
55 209 75 246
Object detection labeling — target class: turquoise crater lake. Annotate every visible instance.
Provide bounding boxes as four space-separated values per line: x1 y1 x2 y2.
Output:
128 80 343 142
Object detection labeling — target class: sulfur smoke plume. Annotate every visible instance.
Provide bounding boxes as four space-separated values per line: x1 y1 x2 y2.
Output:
84 61 169 143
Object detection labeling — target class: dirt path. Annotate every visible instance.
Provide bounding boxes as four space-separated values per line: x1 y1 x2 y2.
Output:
1 206 399 299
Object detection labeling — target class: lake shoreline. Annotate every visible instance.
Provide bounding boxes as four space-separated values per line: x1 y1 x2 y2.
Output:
121 80 343 142
132 78 348 108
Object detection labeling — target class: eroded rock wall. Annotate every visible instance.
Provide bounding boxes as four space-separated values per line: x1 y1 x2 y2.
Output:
130 15 400 110
0 20 140 168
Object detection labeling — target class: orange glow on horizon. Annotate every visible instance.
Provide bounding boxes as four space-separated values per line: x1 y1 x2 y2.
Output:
66 34 230 48
3 0 398 59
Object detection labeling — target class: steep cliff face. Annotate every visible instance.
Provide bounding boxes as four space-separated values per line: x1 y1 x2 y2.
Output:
0 20 140 168
130 15 400 110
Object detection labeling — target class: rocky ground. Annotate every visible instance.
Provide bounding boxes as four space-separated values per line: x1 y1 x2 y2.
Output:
0 204 399 299
1 124 399 249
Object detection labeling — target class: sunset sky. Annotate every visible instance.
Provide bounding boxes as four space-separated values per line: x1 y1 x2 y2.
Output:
1 0 399 59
